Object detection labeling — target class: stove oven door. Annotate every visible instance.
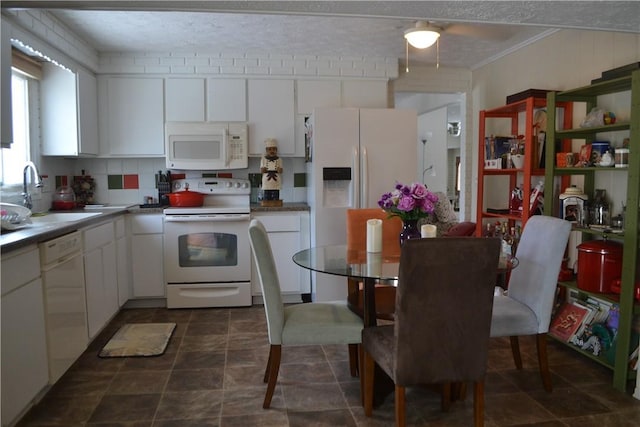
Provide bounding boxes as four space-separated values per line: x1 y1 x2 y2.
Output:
164 213 251 308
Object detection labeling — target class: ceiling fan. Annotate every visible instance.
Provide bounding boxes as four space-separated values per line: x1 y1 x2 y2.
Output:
402 20 515 71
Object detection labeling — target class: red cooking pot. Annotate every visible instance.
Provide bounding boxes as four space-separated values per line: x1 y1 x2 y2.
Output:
167 189 205 207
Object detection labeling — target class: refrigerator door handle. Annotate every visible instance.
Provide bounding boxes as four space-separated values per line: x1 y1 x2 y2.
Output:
352 146 360 208
361 145 368 207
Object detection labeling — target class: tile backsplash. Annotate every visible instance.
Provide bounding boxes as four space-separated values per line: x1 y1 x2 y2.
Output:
29 157 308 209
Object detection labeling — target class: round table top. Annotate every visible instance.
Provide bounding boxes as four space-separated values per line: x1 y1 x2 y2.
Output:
292 244 518 282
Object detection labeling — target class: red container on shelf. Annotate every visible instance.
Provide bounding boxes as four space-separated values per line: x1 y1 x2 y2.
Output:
576 240 623 293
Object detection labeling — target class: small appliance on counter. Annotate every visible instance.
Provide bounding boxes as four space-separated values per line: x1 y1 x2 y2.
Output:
51 186 77 210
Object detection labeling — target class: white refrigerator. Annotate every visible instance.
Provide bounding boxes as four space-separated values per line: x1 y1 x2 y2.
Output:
306 107 418 301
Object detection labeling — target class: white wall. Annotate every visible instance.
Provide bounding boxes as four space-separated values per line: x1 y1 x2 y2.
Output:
393 66 472 218
471 29 640 221
418 108 448 193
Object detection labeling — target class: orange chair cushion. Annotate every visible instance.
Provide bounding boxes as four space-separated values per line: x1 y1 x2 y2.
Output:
346 209 402 320
346 208 403 256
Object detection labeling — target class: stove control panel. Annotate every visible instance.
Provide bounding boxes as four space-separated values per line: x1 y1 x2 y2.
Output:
172 178 250 195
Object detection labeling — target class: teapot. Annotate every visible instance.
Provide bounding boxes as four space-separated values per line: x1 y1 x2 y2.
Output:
599 150 614 167
52 186 77 210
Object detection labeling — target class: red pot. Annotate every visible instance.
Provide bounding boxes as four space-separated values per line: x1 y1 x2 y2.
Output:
51 200 77 210
167 189 205 207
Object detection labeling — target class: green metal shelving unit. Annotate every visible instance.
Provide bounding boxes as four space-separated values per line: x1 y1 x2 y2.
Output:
544 70 640 392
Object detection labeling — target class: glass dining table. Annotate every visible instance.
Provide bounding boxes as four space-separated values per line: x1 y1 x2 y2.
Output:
293 244 518 327
293 243 518 406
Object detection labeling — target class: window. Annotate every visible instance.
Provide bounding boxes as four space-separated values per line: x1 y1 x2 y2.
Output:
0 71 30 186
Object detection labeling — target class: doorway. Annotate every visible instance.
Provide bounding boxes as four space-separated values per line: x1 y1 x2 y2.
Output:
394 92 464 220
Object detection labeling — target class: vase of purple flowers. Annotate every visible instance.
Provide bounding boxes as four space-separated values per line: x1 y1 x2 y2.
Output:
378 182 438 245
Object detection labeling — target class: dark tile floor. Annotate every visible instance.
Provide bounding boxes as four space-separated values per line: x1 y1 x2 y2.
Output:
16 306 640 426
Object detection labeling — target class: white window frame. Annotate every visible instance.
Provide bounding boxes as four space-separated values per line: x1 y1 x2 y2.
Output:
0 70 31 188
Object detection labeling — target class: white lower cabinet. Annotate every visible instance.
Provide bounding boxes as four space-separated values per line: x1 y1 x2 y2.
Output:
130 214 165 298
115 216 130 306
1 245 49 427
251 211 310 303
83 221 119 339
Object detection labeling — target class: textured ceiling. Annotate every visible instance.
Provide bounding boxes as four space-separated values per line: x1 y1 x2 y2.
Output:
3 1 639 69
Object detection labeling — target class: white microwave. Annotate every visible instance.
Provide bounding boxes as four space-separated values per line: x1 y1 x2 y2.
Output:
165 122 248 170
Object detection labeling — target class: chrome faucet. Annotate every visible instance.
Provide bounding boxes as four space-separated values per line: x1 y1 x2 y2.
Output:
22 161 43 210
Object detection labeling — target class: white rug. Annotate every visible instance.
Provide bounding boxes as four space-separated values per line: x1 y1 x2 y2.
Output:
99 323 176 358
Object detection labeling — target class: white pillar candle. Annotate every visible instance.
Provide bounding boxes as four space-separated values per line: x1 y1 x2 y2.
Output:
367 252 382 277
366 219 383 252
421 224 437 238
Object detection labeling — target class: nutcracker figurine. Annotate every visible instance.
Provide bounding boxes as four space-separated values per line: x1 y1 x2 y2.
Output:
260 138 283 207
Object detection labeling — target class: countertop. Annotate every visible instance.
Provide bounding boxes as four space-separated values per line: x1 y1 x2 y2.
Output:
250 203 309 212
1 203 310 254
0 206 134 254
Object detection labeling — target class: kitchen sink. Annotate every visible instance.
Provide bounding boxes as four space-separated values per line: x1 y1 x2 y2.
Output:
30 212 102 224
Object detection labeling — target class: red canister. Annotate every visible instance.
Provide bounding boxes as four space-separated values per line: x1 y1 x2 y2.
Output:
577 240 623 293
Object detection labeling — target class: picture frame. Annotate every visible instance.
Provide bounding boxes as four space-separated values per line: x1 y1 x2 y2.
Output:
578 144 592 167
485 135 511 160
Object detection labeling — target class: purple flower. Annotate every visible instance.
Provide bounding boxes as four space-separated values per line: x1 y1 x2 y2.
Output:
377 181 437 221
397 194 416 212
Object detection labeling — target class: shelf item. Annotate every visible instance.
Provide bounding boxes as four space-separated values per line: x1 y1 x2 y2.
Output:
475 96 573 237
545 70 640 392
549 301 590 342
506 88 552 105
576 240 623 294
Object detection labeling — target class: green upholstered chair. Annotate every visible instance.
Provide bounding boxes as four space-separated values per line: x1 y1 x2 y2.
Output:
362 237 501 427
490 215 571 392
248 219 364 409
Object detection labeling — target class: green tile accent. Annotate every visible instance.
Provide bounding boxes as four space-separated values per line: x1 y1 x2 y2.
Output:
202 173 217 178
108 175 123 190
294 173 306 188
249 173 262 187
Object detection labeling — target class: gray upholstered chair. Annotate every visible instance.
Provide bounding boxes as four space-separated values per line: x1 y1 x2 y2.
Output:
248 219 364 408
362 237 501 427
490 215 571 392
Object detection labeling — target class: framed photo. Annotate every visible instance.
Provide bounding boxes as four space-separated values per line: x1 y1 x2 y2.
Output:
578 144 592 167
485 136 511 160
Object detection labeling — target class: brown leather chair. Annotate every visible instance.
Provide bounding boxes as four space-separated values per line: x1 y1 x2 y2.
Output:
346 208 403 321
362 237 501 426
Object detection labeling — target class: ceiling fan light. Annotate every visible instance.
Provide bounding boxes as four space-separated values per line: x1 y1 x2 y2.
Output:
404 28 440 49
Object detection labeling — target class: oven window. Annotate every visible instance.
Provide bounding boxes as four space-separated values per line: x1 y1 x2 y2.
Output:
178 232 238 267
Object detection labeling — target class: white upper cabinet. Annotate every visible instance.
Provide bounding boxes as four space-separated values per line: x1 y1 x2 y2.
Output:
207 78 246 122
165 78 205 122
342 80 388 108
296 80 341 115
41 65 99 156
98 76 164 156
248 79 296 156
77 69 99 155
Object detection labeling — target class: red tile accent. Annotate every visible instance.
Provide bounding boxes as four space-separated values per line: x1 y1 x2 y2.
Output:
218 172 232 178
171 173 186 180
61 176 68 186
123 174 139 189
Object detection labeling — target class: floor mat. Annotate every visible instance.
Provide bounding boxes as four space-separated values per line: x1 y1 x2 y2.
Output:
99 323 176 358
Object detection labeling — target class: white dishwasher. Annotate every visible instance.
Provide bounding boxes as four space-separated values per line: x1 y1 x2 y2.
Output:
39 231 89 383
